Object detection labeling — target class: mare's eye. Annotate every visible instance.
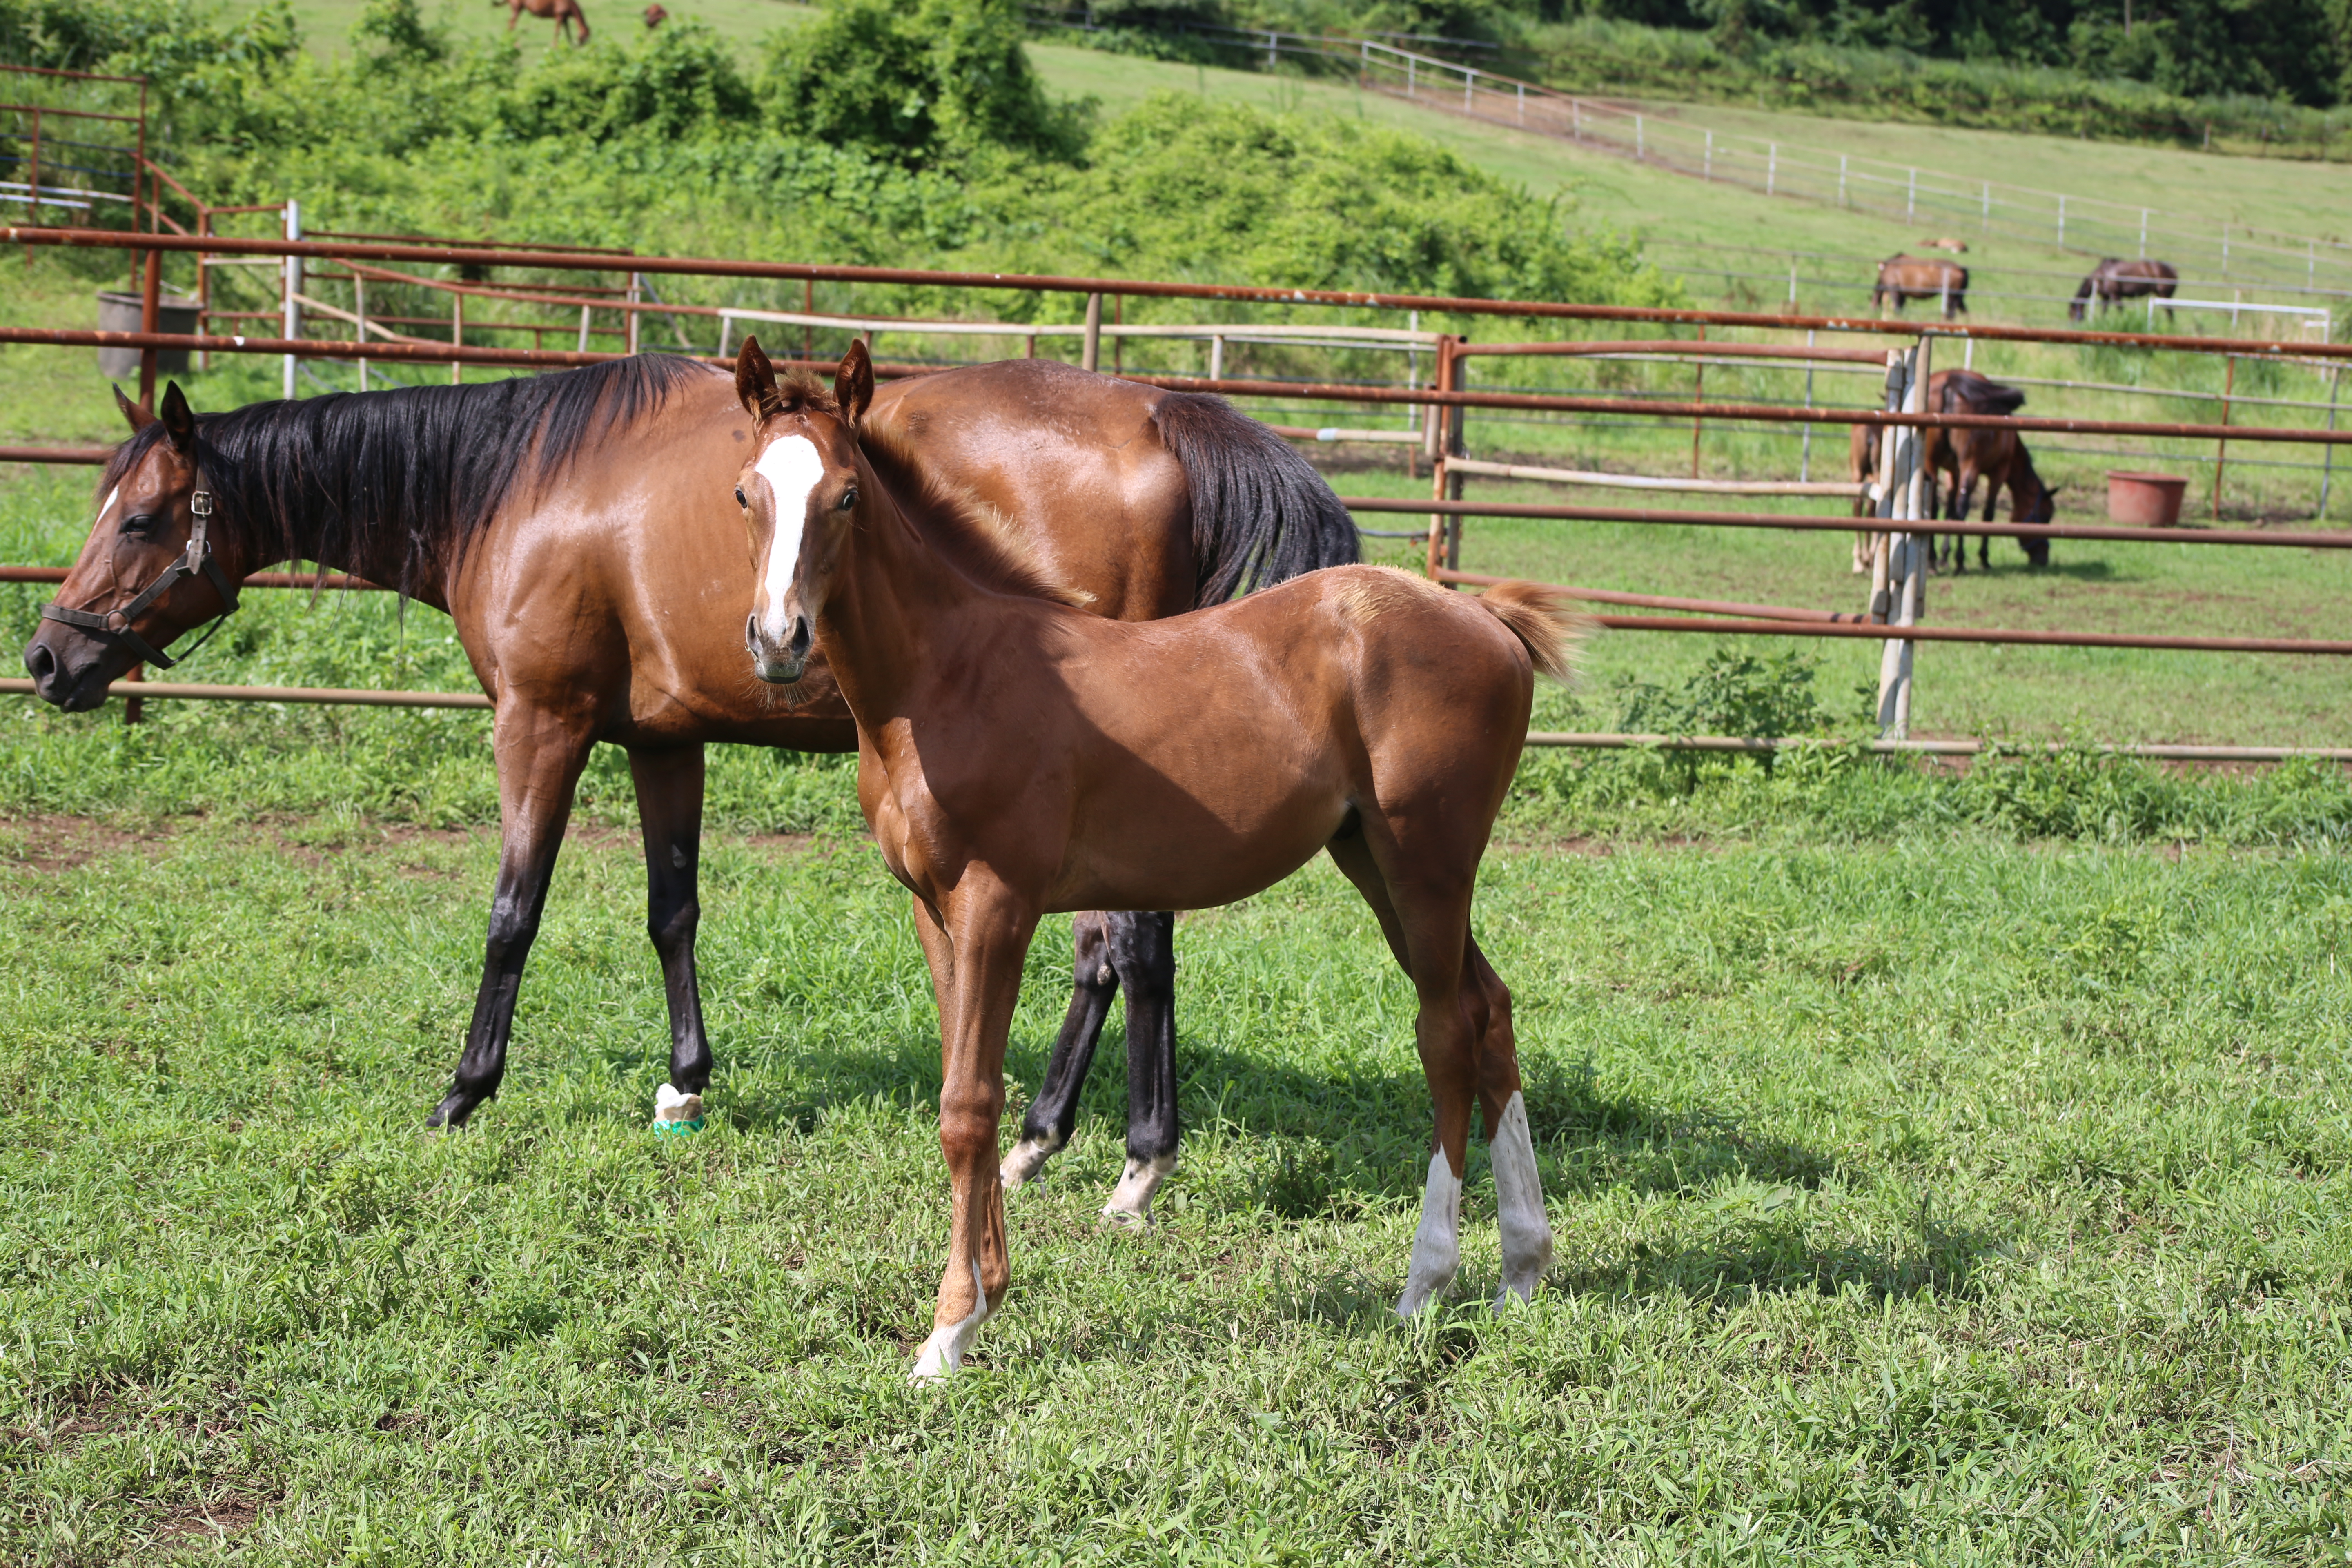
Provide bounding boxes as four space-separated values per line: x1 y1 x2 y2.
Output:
734 486 747 509
120 512 159 535
837 487 858 511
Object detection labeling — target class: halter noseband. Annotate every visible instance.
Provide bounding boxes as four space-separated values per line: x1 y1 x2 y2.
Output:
38 475 241 671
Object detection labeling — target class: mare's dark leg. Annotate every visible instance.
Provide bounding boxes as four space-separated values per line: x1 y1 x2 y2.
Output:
630 744 712 1122
1102 911 1179 1226
1002 911 1183 1226
428 710 596 1127
1001 911 1118 1191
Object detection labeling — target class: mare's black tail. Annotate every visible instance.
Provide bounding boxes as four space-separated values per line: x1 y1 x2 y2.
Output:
1151 391 1359 605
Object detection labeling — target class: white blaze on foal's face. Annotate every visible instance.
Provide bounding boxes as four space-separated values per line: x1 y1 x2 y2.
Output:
753 431 826 644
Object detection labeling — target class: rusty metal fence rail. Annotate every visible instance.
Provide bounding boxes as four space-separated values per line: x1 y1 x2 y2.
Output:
2 224 2347 753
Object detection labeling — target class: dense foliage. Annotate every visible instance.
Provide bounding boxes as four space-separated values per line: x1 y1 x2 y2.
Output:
0 0 1672 309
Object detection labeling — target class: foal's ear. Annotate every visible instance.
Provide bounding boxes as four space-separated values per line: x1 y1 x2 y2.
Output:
112 383 156 435
735 335 780 421
158 382 196 456
835 339 873 428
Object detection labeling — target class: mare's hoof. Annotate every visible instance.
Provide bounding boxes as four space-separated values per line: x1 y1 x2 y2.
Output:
999 1136 1057 1195
425 1091 479 1130
1098 1203 1151 1232
652 1083 705 1136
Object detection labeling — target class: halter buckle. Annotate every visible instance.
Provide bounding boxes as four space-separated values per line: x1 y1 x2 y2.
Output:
190 490 214 519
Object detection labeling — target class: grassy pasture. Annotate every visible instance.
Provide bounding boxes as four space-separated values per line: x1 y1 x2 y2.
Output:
5 775 2352 1562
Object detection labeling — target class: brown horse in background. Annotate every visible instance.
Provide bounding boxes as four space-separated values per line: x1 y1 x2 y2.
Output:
1873 254 1968 319
733 338 1569 1376
1920 370 2055 571
499 0 590 45
2071 258 2178 321
22 356 1355 1225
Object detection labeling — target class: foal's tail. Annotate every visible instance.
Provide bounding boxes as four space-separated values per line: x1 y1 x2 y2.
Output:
1152 391 1360 604
1475 581 1585 683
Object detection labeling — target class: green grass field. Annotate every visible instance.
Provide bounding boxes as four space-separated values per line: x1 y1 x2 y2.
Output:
6 762 2352 1562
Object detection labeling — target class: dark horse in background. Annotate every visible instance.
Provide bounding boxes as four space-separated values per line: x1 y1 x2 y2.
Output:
1846 369 2055 574
2071 258 2178 321
22 356 1356 1224
1921 369 2056 572
1873 254 1968 320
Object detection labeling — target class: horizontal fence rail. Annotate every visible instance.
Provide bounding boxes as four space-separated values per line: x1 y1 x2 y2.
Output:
0 677 487 708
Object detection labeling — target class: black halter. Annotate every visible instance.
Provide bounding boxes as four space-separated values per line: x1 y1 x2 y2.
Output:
39 477 242 670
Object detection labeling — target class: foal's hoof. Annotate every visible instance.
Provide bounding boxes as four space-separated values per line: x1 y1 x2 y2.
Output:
1100 1154 1174 1230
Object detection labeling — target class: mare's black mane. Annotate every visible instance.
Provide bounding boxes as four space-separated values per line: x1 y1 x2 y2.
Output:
101 355 711 591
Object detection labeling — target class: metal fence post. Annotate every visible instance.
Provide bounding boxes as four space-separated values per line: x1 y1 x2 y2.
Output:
2320 368 2340 521
1425 335 1454 578
281 199 301 400
355 276 368 393
137 245 160 408
1082 292 1102 373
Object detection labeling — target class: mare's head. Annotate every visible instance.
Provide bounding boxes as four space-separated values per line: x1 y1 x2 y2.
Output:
23 383 242 710
732 336 874 686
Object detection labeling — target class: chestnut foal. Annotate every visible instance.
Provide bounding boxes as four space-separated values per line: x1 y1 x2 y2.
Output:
732 340 1568 1376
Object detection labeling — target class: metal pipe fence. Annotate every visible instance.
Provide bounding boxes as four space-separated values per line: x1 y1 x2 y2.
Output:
3 224 2347 754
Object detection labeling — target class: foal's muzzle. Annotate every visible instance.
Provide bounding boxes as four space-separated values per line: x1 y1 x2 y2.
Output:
748 609 813 685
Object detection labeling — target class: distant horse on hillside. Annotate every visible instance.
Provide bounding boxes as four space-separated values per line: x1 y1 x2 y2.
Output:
2070 258 2178 321
498 0 590 45
1872 254 1969 319
1920 237 1969 253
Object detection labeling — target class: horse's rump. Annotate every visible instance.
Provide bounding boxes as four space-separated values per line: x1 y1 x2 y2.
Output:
1150 390 1360 601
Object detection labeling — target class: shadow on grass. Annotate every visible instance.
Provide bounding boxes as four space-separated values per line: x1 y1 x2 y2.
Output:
726 1029 1836 1220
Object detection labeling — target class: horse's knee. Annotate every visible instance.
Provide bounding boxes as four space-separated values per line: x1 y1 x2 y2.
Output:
938 1085 1005 1168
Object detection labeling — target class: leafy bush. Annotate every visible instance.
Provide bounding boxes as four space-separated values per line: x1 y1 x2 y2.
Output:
760 0 1088 163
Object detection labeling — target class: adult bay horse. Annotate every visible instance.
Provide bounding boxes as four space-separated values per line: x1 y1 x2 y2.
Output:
2071 258 2178 322
1872 254 1968 320
21 356 1356 1218
733 338 1569 1376
1920 369 2055 572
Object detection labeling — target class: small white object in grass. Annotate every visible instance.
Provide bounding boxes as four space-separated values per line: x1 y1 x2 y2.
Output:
1395 1147 1462 1317
910 1258 990 1382
1491 1091 1554 1307
653 1083 703 1126
1102 1152 1175 1229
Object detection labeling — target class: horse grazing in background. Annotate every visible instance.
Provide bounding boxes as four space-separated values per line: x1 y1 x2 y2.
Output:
499 0 590 45
1847 369 2052 574
732 339 1569 1377
22 356 1356 1227
1873 254 1969 319
1919 237 1969 253
1920 370 2055 572
2071 258 2178 321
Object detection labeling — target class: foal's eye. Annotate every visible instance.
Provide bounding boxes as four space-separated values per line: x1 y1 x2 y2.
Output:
733 486 747 509
837 487 858 511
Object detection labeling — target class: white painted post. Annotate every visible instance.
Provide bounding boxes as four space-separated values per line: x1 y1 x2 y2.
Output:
450 291 463 386
1799 328 1815 482
2321 368 2340 520
1704 129 1712 180
626 272 642 355
1839 154 1848 206
716 312 731 359
1463 69 1473 114
2140 209 2149 256
1517 82 1524 125
1767 143 1776 196
1907 167 1916 219
2057 195 2066 249
354 275 368 394
577 304 592 354
1082 291 1102 372
1407 56 1414 96
1877 338 1930 738
1571 98 1581 139
1265 30 1275 69
281 199 301 400
1981 180 1990 229
1636 114 1644 160
1208 334 1223 381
